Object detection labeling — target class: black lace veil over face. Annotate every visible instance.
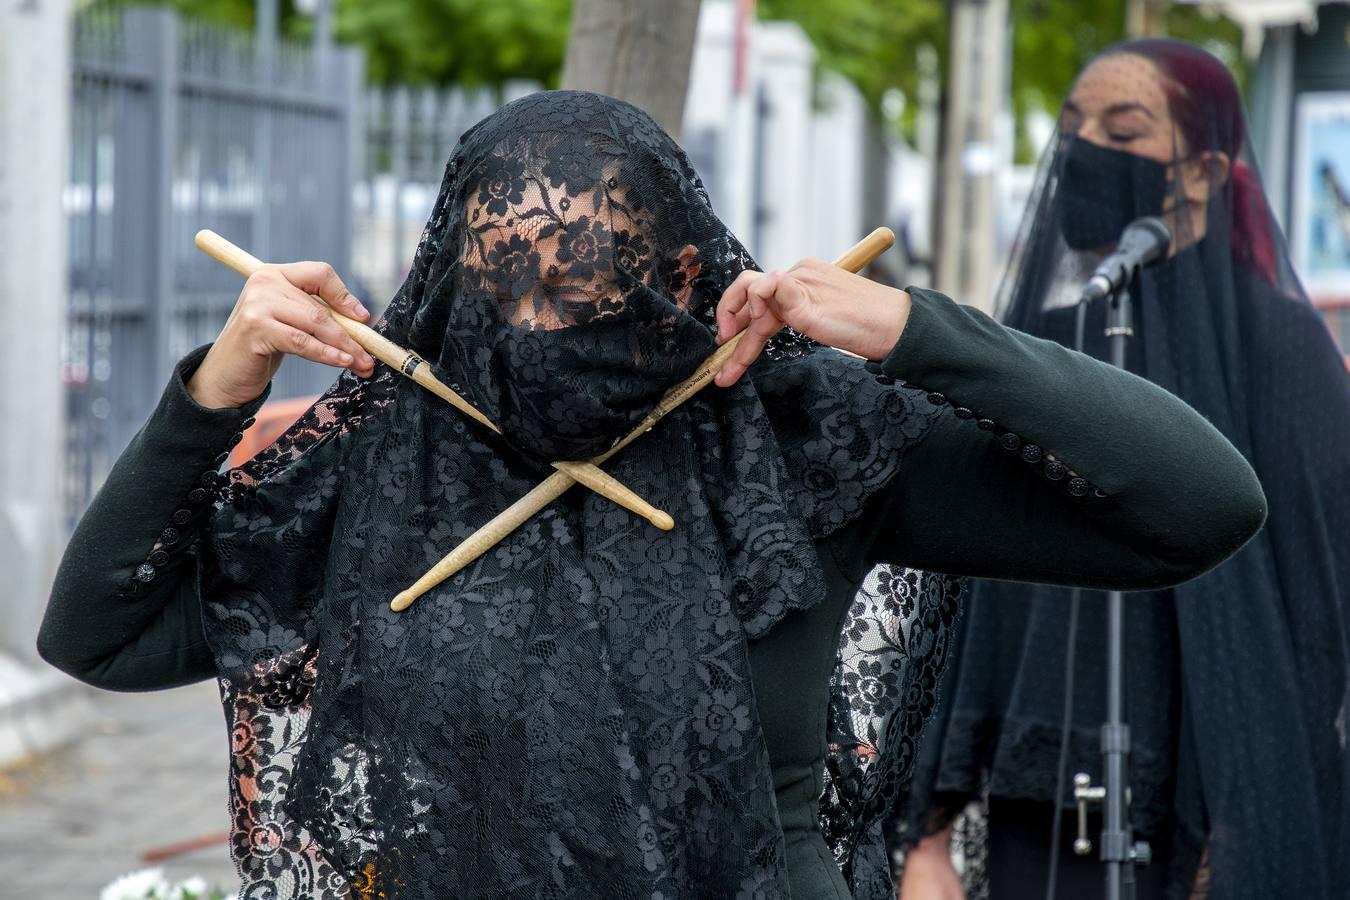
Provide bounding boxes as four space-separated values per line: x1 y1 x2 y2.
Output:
195 90 958 899
407 123 726 462
902 40 1350 899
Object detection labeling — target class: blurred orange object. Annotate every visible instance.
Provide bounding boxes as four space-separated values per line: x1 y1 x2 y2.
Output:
227 396 318 467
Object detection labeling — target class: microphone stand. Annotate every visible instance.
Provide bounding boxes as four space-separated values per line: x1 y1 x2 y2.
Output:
1072 278 1152 900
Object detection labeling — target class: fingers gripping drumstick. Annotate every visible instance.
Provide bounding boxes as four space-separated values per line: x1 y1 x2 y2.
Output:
193 230 673 531
390 227 896 612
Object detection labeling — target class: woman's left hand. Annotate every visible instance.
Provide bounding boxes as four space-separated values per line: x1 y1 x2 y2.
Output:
713 257 912 386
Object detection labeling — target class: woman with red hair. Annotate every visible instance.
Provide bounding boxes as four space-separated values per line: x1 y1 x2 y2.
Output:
898 39 1350 900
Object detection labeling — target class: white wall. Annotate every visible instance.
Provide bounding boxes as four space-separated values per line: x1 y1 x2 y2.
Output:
751 21 816 268
682 0 878 270
1 0 70 663
0 0 92 768
809 72 867 262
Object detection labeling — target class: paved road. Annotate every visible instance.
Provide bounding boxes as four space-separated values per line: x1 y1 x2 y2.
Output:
0 680 241 898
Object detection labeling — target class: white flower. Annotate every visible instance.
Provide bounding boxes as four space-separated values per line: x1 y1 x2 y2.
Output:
99 867 170 900
176 876 209 898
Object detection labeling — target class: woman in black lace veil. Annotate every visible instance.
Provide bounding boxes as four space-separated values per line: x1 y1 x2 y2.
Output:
40 89 1267 900
897 39 1350 900
195 91 966 900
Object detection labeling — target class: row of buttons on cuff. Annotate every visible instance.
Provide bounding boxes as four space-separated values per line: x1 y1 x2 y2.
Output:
864 361 1105 499
128 415 255 589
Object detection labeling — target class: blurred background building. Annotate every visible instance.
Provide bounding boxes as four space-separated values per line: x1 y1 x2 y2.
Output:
3 0 1349 893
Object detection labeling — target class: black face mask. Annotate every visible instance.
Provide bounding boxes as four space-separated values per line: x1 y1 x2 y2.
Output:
490 300 712 462
1055 136 1169 251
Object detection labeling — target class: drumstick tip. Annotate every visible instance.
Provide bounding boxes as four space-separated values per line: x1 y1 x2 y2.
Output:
650 511 675 531
390 591 416 612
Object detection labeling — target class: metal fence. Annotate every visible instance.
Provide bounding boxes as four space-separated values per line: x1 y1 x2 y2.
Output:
65 4 360 525
353 82 535 305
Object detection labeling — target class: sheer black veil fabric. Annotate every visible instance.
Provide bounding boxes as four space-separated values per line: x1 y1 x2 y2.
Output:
897 39 1350 899
192 90 960 899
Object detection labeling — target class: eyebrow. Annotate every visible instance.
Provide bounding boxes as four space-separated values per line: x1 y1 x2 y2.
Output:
1104 102 1156 120
1061 100 1156 120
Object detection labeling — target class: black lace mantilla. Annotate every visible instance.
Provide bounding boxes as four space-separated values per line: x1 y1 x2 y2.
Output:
197 90 960 898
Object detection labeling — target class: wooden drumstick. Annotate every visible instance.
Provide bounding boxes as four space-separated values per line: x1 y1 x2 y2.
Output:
194 230 673 531
390 227 896 612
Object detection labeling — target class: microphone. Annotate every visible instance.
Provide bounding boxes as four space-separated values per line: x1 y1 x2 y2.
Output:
1079 216 1172 303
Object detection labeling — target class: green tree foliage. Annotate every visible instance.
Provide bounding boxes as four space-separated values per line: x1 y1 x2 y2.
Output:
95 0 1244 149
91 0 570 87
757 0 1243 158
333 0 571 87
757 0 947 114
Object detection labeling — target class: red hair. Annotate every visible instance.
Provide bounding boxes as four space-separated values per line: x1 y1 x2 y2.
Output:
1106 38 1278 283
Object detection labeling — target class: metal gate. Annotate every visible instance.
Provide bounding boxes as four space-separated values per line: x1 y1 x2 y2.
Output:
65 4 360 525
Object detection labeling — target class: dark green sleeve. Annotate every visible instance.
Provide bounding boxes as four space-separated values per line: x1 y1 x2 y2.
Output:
853 287 1266 590
36 345 270 691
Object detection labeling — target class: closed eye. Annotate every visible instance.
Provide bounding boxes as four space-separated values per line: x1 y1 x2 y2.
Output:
542 285 595 303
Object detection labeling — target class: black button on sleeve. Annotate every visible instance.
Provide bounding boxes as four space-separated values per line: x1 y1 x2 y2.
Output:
240 416 257 430
954 406 974 420
1021 443 1043 464
999 433 1021 452
926 392 947 406
977 419 996 431
135 563 157 583
188 487 208 504
160 526 180 545
148 549 170 566
1068 477 1090 497
1043 460 1066 481
171 509 192 526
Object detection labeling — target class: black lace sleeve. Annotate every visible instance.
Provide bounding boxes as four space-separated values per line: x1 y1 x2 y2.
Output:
859 287 1266 588
37 344 270 690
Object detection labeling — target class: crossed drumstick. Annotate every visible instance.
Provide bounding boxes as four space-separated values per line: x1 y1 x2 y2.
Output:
196 226 894 613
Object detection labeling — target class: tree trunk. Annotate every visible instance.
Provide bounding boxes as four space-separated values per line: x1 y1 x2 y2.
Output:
561 0 702 140
1125 0 1170 37
934 0 1007 313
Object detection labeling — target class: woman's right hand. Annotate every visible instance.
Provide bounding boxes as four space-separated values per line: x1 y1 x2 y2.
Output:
186 261 377 409
898 829 965 900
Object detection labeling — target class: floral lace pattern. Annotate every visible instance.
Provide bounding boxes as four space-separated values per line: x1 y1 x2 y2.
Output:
199 90 953 898
821 565 964 896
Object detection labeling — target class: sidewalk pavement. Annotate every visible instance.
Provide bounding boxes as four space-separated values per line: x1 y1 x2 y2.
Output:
0 680 241 898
